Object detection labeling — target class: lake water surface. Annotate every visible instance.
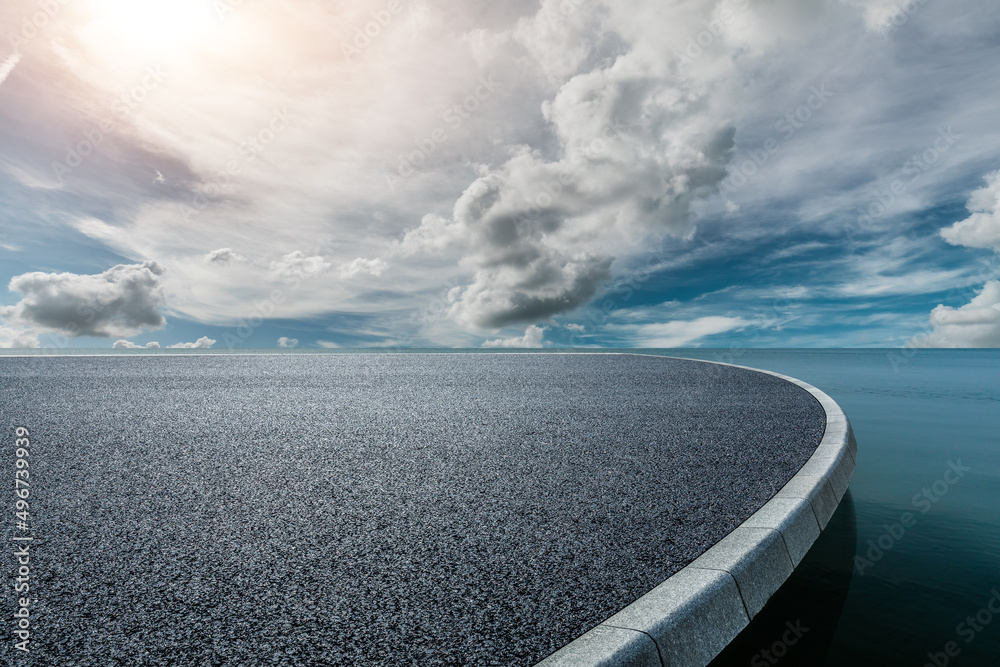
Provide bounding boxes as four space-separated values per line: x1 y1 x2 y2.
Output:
656 349 1000 667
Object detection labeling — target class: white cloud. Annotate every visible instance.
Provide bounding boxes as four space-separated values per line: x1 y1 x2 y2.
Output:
0 262 166 338
112 339 161 349
1 162 63 192
564 323 585 332
510 0 611 85
204 248 245 264
0 53 20 86
840 0 927 34
910 281 1000 348
445 247 613 329
340 258 387 279
168 336 216 349
767 242 830 263
399 1 746 329
911 171 1000 348
482 325 547 348
0 326 39 349
833 269 971 298
830 235 983 298
940 171 1000 253
70 218 122 246
277 336 298 348
269 252 331 283
618 316 750 348
316 340 340 349
389 0 867 332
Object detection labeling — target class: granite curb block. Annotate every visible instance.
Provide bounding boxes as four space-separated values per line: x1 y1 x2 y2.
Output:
535 355 857 667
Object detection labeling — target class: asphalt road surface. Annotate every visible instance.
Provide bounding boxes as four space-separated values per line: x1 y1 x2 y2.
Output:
0 353 825 666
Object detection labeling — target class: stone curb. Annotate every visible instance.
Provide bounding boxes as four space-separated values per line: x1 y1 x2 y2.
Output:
535 355 857 667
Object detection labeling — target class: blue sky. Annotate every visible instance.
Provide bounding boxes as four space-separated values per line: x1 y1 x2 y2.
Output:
1 0 999 349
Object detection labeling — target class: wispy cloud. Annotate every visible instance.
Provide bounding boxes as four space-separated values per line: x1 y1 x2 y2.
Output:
615 316 751 348
0 53 20 86
832 269 973 298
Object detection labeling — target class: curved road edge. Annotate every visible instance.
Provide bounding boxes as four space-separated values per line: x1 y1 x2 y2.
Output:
535 355 858 667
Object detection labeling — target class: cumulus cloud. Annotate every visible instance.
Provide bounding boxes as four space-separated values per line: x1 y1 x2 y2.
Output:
340 258 387 279
392 0 757 330
112 340 162 349
910 281 1000 348
115 337 212 349
269 252 331 283
0 326 39 349
204 248 245 264
446 249 613 329
277 337 299 348
482 325 547 348
940 171 1000 253
618 316 750 347
511 0 613 84
0 262 166 338
168 336 216 349
913 171 1000 348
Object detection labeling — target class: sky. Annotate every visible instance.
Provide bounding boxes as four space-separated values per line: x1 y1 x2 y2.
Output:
1 0 999 350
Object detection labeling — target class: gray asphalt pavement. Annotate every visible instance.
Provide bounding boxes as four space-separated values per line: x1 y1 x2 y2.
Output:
0 353 825 666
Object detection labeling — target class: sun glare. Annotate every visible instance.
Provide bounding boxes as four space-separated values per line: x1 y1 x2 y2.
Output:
88 0 216 54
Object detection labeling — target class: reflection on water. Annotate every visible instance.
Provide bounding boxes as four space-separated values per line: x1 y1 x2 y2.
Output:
709 492 857 666
653 349 1000 666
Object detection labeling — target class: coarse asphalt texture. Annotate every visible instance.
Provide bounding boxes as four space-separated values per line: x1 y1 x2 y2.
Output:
0 353 826 666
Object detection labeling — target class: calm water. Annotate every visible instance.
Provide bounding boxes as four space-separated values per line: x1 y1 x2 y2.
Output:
655 349 1000 667
2 348 997 665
